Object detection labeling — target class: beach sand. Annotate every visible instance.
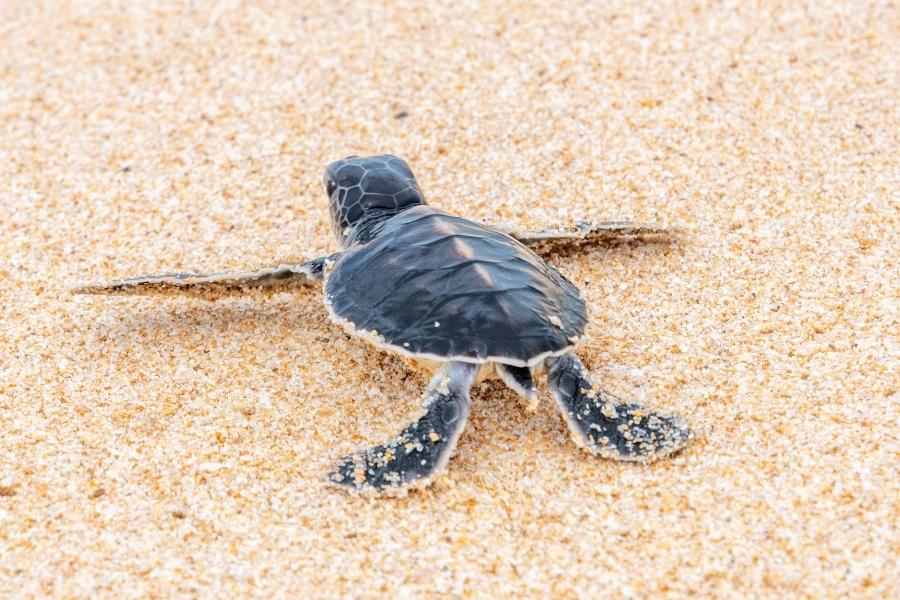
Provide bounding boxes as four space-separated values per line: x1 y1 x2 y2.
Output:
1 1 897 597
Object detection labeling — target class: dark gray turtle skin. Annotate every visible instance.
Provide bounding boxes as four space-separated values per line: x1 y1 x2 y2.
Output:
325 206 587 366
74 153 693 495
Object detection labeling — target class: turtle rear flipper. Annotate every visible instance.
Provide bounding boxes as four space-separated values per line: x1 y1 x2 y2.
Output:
72 254 340 297
546 353 692 461
501 220 676 251
329 362 478 494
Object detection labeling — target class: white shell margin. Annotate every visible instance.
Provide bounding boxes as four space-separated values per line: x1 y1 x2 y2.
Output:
322 273 586 369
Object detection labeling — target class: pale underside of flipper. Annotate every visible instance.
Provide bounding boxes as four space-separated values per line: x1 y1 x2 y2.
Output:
499 220 677 251
72 254 339 297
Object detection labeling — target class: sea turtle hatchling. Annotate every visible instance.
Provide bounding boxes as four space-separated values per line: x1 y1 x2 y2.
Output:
75 154 693 493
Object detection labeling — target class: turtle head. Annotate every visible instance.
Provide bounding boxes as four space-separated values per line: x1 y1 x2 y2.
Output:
323 154 426 242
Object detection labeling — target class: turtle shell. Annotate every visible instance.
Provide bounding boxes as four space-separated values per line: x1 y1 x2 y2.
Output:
324 206 587 366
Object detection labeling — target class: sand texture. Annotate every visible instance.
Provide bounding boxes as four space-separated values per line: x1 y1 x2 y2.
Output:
1 1 898 597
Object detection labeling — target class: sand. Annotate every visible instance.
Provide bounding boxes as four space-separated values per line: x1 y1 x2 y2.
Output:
1 1 897 597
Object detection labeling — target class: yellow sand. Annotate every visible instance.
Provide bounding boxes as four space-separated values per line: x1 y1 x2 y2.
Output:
1 1 897 597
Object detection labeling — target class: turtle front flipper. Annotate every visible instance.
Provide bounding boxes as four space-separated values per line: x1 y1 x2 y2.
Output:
500 220 676 252
546 353 692 461
329 362 478 494
72 253 340 297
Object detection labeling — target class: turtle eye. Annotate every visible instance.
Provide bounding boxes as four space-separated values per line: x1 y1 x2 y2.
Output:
326 177 337 196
